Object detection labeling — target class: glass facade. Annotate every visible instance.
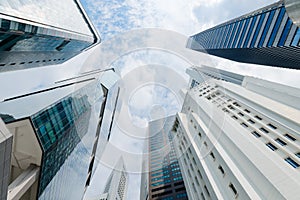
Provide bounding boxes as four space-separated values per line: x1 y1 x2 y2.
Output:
148 116 188 200
32 79 109 200
31 95 91 196
0 71 120 199
0 0 98 72
188 1 300 69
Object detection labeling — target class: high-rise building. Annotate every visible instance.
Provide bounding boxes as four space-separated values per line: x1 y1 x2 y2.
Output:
186 65 244 89
142 116 188 200
0 70 119 200
187 0 300 69
0 118 12 200
99 157 128 200
172 66 300 199
0 0 99 73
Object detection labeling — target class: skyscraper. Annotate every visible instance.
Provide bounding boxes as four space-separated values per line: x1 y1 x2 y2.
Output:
142 116 188 200
186 65 244 89
172 66 300 199
0 70 119 200
0 0 99 73
100 157 128 200
187 0 300 69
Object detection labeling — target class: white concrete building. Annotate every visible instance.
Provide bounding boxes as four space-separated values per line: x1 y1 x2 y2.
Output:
172 66 300 200
100 157 128 200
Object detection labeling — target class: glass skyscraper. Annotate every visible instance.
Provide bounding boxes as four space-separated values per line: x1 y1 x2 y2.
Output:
0 0 99 73
141 116 188 200
0 70 119 199
187 0 300 69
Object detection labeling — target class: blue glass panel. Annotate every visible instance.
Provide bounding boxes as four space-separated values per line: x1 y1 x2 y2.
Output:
232 20 244 48
291 28 300 46
258 9 276 47
219 25 228 48
227 22 239 48
219 25 229 48
243 16 257 48
237 18 250 48
250 13 266 47
214 27 223 48
223 24 233 48
267 7 285 47
278 18 293 46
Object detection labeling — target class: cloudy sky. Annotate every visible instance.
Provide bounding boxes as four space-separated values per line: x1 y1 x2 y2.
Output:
1 0 300 200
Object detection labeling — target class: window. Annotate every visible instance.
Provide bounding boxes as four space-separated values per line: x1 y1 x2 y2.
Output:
204 141 208 148
243 16 258 48
255 115 262 120
218 165 225 175
237 18 250 48
201 193 206 200
173 177 183 181
241 123 248 128
258 9 275 47
192 183 197 192
190 164 194 171
248 119 255 124
238 112 244 116
176 193 187 198
266 143 277 151
244 109 251 113
250 13 266 47
210 152 215 160
232 20 244 47
268 7 285 47
204 185 210 197
192 157 196 165
195 176 200 185
285 157 299 168
228 105 235 110
229 183 238 197
198 132 202 138
233 102 241 107
252 131 261 138
292 27 300 46
278 19 293 46
260 127 269 134
232 115 238 120
285 134 296 141
275 138 287 146
197 170 203 179
267 123 277 129
295 152 300 158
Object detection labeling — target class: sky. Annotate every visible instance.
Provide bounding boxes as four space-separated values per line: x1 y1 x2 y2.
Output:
1 0 300 200
77 0 299 199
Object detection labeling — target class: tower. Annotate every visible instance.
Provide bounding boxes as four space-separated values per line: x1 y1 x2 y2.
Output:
142 116 188 200
0 0 99 73
172 66 300 199
0 70 119 199
100 157 128 200
187 0 300 69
